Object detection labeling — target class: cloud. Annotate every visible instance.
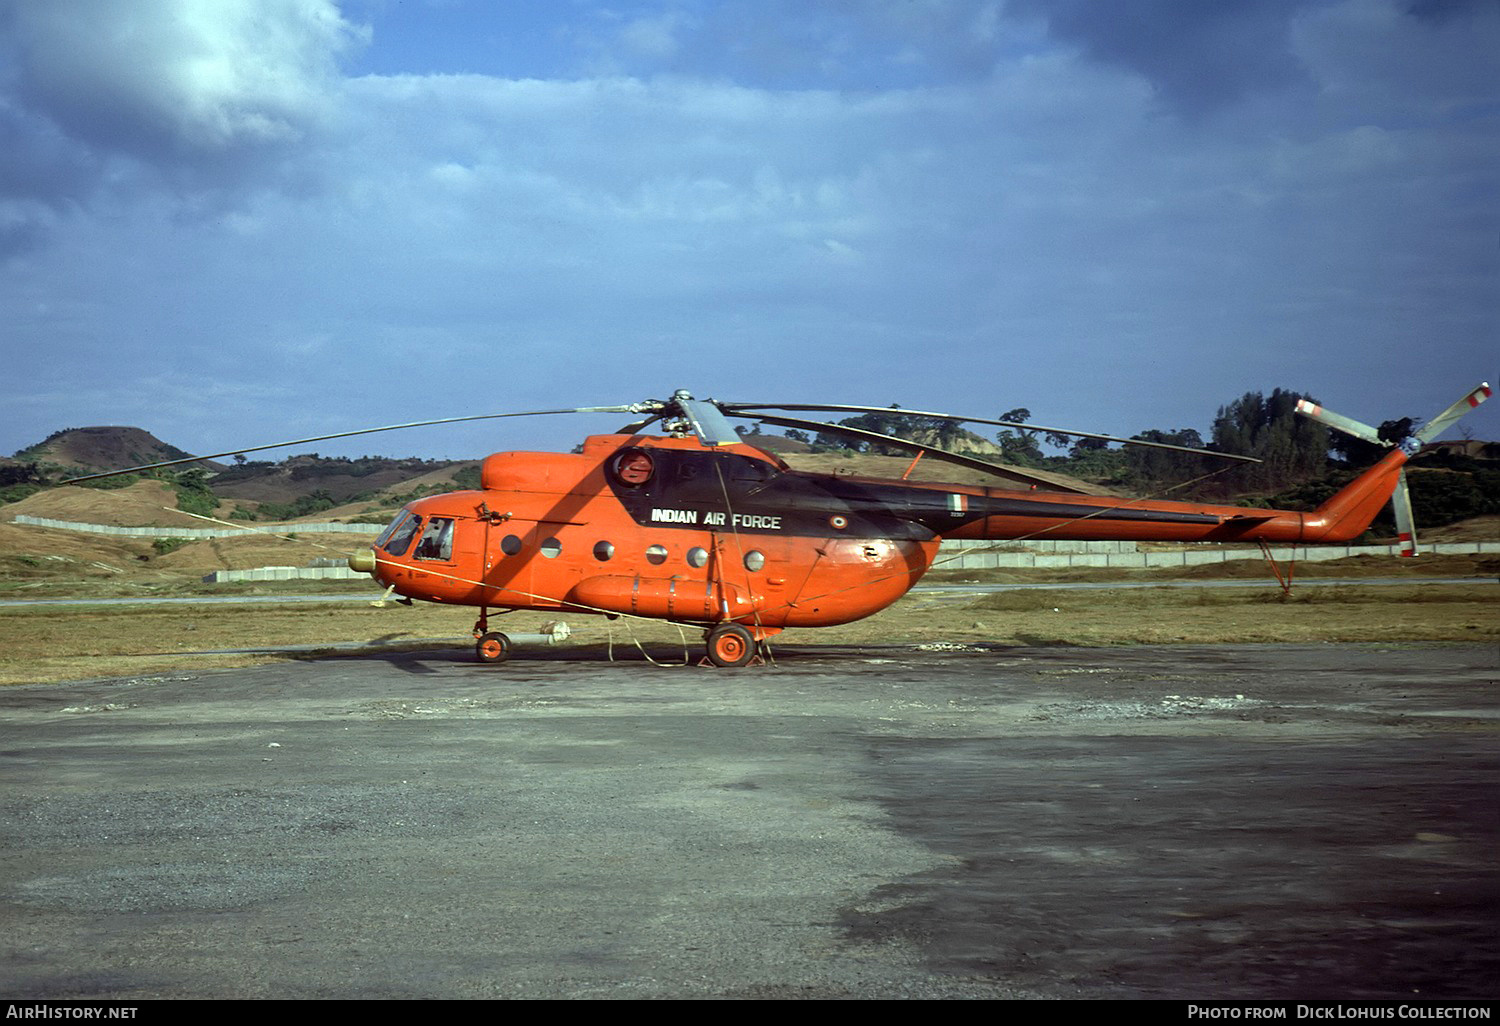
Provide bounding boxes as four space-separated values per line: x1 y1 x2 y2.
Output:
1004 0 1313 115
562 1 1023 89
1006 0 1500 120
1292 0 1500 117
618 11 689 62
10 0 363 155
0 0 366 254
1 0 1494 458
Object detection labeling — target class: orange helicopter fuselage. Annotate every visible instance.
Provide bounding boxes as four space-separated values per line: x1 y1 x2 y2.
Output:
360 433 1407 633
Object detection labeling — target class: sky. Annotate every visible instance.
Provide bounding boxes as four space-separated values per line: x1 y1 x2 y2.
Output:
2 0 1496 463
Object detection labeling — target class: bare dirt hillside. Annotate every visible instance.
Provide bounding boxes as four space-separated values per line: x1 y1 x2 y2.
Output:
1418 514 1500 542
734 433 809 455
0 521 377 598
306 462 486 522
151 532 374 573
209 456 472 504
4 480 188 527
385 460 481 494
3 477 386 533
0 523 155 581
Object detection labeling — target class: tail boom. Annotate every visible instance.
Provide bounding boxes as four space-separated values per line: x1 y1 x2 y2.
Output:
939 449 1408 546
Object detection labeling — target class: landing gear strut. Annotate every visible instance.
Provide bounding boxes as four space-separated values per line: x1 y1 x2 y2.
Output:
473 607 510 664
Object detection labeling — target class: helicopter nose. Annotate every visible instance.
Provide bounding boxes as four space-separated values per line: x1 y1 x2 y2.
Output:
348 548 377 575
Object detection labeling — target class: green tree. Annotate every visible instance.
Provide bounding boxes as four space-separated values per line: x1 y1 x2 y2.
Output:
170 469 220 517
834 406 905 454
1126 428 1209 484
994 407 1041 465
1210 388 1330 492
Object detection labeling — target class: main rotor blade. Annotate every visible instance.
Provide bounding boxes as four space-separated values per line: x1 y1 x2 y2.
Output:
728 410 1091 493
1413 382 1492 444
720 402 1261 464
59 406 637 484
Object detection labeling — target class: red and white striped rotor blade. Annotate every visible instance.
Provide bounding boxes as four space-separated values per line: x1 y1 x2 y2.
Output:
1414 382 1492 444
1392 469 1418 557
1294 399 1383 444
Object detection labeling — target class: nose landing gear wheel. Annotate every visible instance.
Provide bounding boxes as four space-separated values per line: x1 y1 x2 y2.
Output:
705 623 756 668
476 631 511 663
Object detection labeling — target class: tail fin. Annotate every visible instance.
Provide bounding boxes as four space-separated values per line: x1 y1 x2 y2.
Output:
1302 449 1407 544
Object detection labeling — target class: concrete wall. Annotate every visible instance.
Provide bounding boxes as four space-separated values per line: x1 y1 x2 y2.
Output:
11 515 383 538
203 566 370 583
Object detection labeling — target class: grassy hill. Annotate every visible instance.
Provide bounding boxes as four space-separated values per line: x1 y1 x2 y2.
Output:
14 426 221 476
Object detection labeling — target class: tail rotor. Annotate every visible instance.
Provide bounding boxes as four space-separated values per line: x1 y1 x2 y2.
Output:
1296 383 1492 556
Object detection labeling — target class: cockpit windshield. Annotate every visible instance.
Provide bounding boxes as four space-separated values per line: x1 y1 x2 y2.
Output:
377 511 423 557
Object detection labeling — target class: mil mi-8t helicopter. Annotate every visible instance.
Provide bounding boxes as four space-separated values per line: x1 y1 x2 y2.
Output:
70 384 1491 666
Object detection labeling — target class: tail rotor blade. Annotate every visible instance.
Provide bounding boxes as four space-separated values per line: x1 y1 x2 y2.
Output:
1413 382 1492 444
1296 383 1492 558
1294 399 1384 444
1392 469 1417 557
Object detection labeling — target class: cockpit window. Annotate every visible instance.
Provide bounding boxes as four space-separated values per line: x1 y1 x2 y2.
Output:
374 511 409 549
382 513 423 557
413 517 455 561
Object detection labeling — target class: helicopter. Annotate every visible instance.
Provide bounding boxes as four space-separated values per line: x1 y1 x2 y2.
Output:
66 384 1491 667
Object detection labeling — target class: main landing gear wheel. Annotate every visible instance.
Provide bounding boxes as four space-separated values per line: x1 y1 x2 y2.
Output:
705 623 756 668
476 631 511 664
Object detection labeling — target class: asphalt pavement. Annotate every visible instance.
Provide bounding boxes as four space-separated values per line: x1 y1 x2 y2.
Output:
1 642 1496 999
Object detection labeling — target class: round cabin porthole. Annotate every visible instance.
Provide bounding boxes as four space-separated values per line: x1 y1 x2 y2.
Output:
686 546 708 568
500 534 523 556
646 544 668 566
829 515 848 530
540 537 562 559
743 550 765 572
593 541 615 562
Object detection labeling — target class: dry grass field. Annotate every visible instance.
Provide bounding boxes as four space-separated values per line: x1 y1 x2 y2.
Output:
0 577 1494 687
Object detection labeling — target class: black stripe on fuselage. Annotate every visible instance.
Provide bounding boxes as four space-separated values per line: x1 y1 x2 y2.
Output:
601 449 1221 536
968 495 1221 527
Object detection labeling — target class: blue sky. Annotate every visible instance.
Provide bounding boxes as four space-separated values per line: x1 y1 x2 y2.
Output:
2 0 1496 462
